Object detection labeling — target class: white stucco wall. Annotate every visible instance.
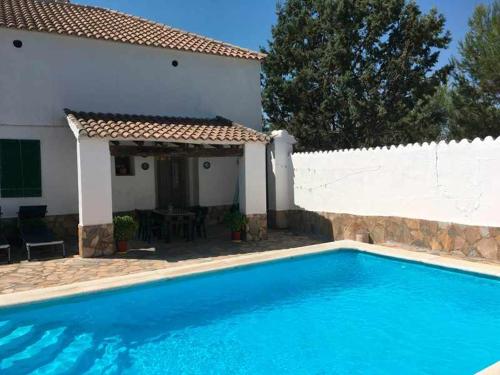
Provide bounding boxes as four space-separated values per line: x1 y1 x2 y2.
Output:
0 28 262 130
0 28 263 217
290 137 500 227
0 125 78 218
0 126 156 219
198 157 239 206
111 156 156 213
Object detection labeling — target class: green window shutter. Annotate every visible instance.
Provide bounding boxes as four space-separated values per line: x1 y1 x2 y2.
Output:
0 140 23 198
0 139 42 198
20 140 42 197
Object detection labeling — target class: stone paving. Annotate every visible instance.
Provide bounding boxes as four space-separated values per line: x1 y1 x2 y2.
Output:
1 225 498 296
0 228 322 295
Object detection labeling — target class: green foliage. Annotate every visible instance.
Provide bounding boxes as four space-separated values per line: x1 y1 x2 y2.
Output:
223 211 248 232
261 0 451 150
448 0 500 140
113 215 138 241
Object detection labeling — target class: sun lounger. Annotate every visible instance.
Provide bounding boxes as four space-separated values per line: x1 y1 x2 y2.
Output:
0 206 11 263
0 236 10 263
18 205 65 261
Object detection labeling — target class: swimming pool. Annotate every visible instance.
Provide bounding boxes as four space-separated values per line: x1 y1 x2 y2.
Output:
0 250 498 374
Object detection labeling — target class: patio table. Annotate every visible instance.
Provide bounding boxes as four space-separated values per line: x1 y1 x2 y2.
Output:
152 209 195 242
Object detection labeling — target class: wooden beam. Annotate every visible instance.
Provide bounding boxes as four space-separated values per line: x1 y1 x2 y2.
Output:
110 145 243 158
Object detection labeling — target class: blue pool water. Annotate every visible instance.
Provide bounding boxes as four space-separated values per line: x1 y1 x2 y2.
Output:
0 250 499 374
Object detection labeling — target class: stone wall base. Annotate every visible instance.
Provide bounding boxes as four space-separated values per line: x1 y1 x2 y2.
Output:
78 223 114 258
245 214 268 241
268 210 289 229
286 210 500 261
45 214 79 239
1 214 79 240
206 205 233 225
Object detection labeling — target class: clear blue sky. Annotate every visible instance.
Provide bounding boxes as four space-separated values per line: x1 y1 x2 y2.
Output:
81 0 492 67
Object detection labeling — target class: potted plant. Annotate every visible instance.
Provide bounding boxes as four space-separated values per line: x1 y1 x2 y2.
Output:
224 210 247 242
113 215 138 252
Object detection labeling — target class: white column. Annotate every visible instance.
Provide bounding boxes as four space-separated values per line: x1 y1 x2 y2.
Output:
239 142 267 240
239 142 267 214
77 138 113 225
268 130 296 228
77 138 114 257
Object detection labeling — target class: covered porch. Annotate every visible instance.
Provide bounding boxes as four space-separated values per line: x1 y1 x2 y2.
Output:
66 109 270 258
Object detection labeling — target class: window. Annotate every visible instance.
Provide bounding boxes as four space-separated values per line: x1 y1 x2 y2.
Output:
115 156 134 176
0 139 42 197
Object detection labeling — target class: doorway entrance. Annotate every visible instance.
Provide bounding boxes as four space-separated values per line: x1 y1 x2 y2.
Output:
156 158 189 209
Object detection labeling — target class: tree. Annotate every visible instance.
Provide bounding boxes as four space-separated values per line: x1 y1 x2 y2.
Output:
448 0 500 140
261 0 451 150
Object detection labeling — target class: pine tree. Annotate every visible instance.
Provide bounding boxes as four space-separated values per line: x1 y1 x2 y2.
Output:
261 0 451 150
448 0 500 140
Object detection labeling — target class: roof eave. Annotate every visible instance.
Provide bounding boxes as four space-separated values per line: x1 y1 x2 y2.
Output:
0 25 265 62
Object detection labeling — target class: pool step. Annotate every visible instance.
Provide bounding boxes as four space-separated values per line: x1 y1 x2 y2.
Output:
0 327 66 371
0 320 11 336
0 324 104 374
29 332 94 374
31 333 93 375
82 336 128 375
14 330 76 374
0 325 35 352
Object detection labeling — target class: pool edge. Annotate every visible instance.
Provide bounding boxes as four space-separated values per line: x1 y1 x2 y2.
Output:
476 361 500 375
0 240 499 310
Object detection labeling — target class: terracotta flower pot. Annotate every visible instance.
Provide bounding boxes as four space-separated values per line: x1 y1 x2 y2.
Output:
117 240 128 253
231 231 241 242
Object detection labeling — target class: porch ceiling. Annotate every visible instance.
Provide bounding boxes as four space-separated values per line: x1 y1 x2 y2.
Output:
65 109 269 145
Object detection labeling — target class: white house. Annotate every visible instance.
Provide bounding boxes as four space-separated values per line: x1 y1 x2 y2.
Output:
0 0 269 257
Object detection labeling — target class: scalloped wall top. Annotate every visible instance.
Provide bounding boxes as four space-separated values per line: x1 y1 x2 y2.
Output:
293 136 500 156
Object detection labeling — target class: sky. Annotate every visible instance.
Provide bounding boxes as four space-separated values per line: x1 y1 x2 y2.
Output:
81 0 493 67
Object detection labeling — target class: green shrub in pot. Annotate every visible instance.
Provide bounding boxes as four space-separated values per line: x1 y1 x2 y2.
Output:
223 210 247 241
113 215 138 252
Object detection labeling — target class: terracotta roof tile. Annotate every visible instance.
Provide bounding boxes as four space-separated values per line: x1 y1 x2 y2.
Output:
0 0 265 60
65 109 269 144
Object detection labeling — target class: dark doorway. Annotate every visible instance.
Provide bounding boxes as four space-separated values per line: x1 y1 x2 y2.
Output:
156 158 189 208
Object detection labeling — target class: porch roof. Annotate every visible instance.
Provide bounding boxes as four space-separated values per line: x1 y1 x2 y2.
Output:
65 109 269 144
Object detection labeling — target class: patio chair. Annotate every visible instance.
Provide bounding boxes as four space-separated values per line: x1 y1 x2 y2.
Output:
166 215 190 242
18 205 65 261
190 206 208 240
135 209 163 243
0 207 11 263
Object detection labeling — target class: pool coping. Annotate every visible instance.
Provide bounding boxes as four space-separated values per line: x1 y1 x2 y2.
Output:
476 361 500 375
0 240 499 309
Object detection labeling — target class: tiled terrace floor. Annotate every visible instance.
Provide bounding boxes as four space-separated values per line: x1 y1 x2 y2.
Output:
0 228 322 295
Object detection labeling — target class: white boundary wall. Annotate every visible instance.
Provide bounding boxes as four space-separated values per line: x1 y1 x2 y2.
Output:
290 137 500 228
